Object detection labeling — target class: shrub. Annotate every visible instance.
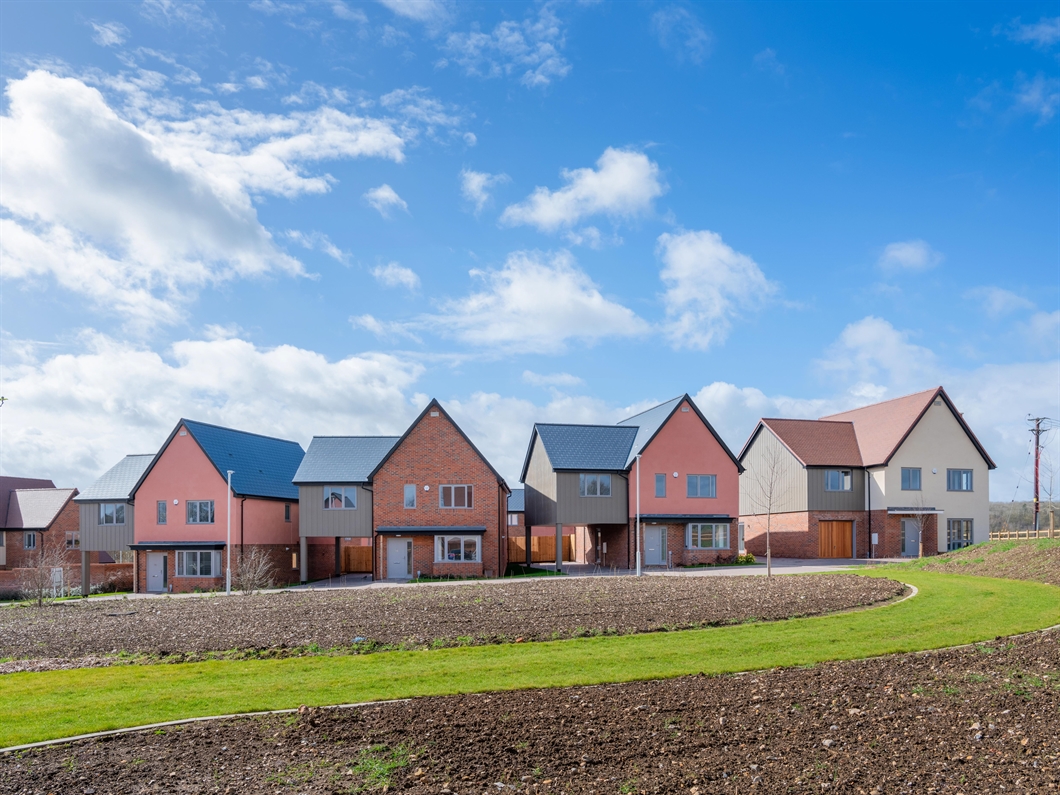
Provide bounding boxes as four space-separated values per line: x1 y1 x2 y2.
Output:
234 547 277 594
735 552 757 565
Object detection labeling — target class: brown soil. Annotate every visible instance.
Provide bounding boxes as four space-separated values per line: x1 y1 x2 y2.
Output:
0 574 903 672
912 539 1060 587
4 630 1057 794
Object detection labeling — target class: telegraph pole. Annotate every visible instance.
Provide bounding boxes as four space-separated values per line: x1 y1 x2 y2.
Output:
1030 417 1046 532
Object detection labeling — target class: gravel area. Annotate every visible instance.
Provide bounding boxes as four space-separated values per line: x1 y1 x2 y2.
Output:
0 574 904 672
4 629 1057 793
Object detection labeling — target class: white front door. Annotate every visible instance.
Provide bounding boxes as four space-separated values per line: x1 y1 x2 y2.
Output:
901 519 919 557
644 527 666 566
387 538 412 579
147 553 167 592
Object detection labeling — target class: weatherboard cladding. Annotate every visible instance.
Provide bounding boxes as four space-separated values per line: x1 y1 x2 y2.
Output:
75 455 155 502
534 424 638 471
182 420 304 501
293 436 400 484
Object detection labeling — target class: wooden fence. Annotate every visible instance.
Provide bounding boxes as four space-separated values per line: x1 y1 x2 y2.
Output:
989 526 1057 541
508 535 575 564
342 546 373 573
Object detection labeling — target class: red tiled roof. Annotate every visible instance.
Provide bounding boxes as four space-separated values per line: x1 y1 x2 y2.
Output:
760 418 863 466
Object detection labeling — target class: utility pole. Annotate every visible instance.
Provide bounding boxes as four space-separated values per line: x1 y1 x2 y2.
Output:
1030 417 1047 533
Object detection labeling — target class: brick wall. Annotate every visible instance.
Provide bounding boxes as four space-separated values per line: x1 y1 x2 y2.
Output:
869 510 939 558
0 562 131 598
1 499 85 570
135 543 322 593
627 521 737 568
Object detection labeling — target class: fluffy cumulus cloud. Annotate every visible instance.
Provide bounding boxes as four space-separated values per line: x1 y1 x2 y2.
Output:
371 261 420 290
657 230 777 350
816 316 939 398
364 184 409 218
460 168 510 213
877 239 943 272
501 148 666 233
651 5 712 64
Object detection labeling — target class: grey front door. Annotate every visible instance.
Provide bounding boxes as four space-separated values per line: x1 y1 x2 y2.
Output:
147 553 166 592
644 527 666 566
387 538 412 579
901 519 919 557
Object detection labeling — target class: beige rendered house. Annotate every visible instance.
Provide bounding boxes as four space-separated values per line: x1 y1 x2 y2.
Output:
739 387 995 558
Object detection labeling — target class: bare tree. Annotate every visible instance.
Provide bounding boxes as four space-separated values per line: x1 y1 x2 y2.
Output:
234 546 277 594
18 533 71 607
905 493 932 558
748 436 787 578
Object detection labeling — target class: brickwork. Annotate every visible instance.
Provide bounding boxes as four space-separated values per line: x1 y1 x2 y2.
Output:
134 542 325 593
869 510 939 558
740 511 874 559
1 499 84 570
0 562 131 598
630 521 737 568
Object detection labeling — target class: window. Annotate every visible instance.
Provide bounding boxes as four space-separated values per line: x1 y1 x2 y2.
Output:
324 486 356 510
901 468 921 491
157 501 167 524
24 532 36 550
176 550 220 577
98 503 126 525
186 500 215 524
435 535 481 562
579 474 612 497
0 532 4 548
686 474 717 499
508 513 521 526
440 484 474 508
824 470 853 492
284 503 291 522
947 519 973 551
947 469 973 491
687 523 728 549
66 531 80 549
404 484 417 509
655 473 666 498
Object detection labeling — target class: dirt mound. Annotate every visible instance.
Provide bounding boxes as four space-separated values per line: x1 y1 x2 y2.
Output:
911 538 1060 586
0 574 904 670
5 630 1057 793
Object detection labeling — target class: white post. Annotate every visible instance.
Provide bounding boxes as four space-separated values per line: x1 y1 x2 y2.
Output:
635 454 642 577
226 470 234 596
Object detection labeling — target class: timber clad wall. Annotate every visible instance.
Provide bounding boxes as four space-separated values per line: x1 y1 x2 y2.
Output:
298 485 373 537
806 468 866 511
739 429 807 515
555 472 629 524
79 502 135 551
523 434 557 526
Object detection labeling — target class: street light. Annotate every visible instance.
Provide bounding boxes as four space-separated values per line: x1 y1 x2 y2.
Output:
226 470 234 596
635 454 642 577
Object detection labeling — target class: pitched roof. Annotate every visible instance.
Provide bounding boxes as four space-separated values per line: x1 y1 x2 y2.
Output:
820 387 996 469
0 477 55 523
757 418 863 467
618 394 744 472
4 488 77 529
532 424 639 471
293 436 401 484
75 455 155 502
507 488 524 512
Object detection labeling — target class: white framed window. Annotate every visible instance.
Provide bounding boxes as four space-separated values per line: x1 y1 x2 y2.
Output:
66 531 80 549
687 523 728 549
404 484 417 509
98 503 126 525
176 550 220 577
157 501 167 524
579 474 612 497
440 484 473 508
947 519 973 550
186 500 215 524
324 486 357 510
901 468 921 491
947 469 973 491
507 513 520 526
687 475 717 498
435 535 481 562
24 531 36 550
655 473 666 498
824 470 852 492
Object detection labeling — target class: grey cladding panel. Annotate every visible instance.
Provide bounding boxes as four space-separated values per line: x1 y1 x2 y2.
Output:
299 485 373 537
807 467 866 511
79 502 135 550
523 434 557 526
739 429 807 515
555 472 629 524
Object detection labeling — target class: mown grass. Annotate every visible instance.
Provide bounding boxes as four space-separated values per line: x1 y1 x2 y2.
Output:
2 570 1057 748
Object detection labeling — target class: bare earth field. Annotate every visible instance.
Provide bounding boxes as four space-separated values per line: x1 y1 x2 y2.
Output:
910 539 1060 587
4 629 1057 794
0 574 903 672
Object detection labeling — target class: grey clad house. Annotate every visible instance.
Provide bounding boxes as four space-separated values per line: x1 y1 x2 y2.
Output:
292 436 399 583
73 454 154 593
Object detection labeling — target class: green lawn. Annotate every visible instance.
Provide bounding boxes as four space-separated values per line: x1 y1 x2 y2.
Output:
3 570 1058 748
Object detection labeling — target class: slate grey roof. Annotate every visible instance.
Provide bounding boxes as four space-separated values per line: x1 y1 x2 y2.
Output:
182 420 304 500
534 424 638 471
507 489 525 512
4 488 76 529
617 396 684 467
0 477 56 525
293 436 401 484
75 455 155 502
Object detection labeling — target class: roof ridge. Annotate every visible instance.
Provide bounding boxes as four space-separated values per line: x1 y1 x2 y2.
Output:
535 422 639 430
310 435 402 440
762 417 853 424
182 418 302 446
12 487 76 493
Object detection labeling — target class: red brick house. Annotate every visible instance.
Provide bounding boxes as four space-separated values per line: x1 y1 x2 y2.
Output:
372 399 510 580
0 477 83 569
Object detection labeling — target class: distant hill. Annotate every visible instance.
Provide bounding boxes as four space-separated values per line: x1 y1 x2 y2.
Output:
990 501 1059 533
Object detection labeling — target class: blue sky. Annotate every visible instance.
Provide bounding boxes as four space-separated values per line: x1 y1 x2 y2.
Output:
1 0 1057 500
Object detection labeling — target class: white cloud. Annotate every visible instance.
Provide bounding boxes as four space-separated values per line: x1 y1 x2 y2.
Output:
1000 16 1060 48
91 21 129 47
877 239 944 272
501 148 666 233
442 3 571 89
964 286 1035 318
371 262 420 290
815 316 938 396
364 184 409 218
375 0 447 24
422 250 649 353
328 1 368 22
1026 310 1060 355
378 86 464 140
140 0 215 30
657 230 777 351
522 370 584 388
651 6 712 64
460 168 509 212
1013 73 1060 123
284 229 347 263
752 48 786 79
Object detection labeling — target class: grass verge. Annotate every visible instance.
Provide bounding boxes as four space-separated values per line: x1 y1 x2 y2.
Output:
2 570 1057 748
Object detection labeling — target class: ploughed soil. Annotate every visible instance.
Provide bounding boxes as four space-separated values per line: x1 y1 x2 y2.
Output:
910 539 1060 587
4 630 1058 794
0 574 903 673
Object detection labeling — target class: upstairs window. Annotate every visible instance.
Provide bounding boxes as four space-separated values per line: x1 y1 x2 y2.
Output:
579 474 612 497
404 484 417 509
324 486 356 510
66 531 80 549
901 468 921 491
507 513 520 526
824 470 852 492
947 469 973 491
186 500 215 524
284 503 291 522
24 531 36 549
440 485 473 508
655 473 666 498
157 501 167 524
687 474 716 499
99 503 126 525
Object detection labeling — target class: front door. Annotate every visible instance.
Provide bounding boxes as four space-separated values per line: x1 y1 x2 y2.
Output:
901 519 919 557
387 538 412 579
644 527 666 566
146 553 167 592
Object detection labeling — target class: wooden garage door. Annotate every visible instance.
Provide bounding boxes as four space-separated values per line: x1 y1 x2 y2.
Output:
819 521 853 558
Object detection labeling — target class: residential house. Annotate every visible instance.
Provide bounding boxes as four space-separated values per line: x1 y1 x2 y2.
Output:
520 395 743 569
129 419 305 593
738 387 994 559
0 478 81 569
